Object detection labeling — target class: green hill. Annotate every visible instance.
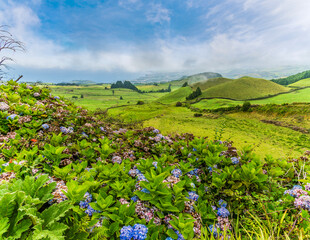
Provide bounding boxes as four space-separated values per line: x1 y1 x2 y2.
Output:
191 77 233 90
289 78 310 87
158 86 192 103
199 76 290 100
272 70 310 85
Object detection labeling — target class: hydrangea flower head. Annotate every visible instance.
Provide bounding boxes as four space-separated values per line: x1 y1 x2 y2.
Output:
137 173 147 182
293 185 303 190
54 96 60 99
79 201 89 209
231 157 239 164
131 195 139 202
141 188 150 194
42 123 49 130
153 129 160 134
208 225 218 238
217 207 230 217
84 192 92 203
133 224 148 240
152 161 158 169
171 168 182 178
218 199 227 208
120 226 133 240
187 191 199 201
174 230 185 240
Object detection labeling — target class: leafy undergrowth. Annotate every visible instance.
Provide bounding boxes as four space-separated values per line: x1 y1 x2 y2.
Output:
1 80 310 239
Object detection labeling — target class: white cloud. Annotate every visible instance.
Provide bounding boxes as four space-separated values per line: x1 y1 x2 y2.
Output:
2 0 310 77
146 3 170 24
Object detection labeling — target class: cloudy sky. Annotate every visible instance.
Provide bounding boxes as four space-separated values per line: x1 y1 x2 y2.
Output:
1 0 310 82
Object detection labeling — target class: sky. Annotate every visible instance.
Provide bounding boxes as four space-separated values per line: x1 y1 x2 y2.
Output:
1 0 310 82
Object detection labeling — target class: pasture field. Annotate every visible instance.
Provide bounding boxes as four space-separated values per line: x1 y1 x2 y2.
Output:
49 85 167 110
107 104 310 159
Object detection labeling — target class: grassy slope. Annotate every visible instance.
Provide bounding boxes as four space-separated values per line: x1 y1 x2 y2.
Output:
190 77 233 90
107 104 309 159
200 77 290 100
157 86 192 104
289 78 310 87
193 87 310 110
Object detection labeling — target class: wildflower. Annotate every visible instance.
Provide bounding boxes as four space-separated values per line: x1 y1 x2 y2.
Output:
231 157 239 164
42 123 49 129
187 191 199 201
0 102 9 111
6 114 17 120
33 92 40 97
112 156 122 164
171 168 182 178
120 226 134 240
131 196 139 202
217 207 230 217
133 224 148 240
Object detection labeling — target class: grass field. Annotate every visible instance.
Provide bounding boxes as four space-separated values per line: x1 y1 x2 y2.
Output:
49 85 168 110
191 77 233 90
289 78 310 87
157 86 192 104
107 104 309 159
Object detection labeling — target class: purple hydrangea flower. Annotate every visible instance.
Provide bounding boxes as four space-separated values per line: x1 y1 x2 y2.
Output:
152 161 158 169
54 96 60 99
137 174 147 182
84 192 92 203
79 201 89 209
120 226 134 240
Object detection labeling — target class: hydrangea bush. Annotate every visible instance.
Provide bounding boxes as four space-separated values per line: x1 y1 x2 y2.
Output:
0 80 309 239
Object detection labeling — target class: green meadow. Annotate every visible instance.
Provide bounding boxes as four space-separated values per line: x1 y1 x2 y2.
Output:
50 75 310 159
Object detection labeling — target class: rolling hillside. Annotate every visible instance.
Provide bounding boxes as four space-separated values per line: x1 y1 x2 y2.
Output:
191 77 233 90
272 70 310 85
289 78 310 87
199 76 290 100
157 86 192 103
171 72 223 86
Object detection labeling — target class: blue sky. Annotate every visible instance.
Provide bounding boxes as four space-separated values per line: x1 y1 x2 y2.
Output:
1 0 310 82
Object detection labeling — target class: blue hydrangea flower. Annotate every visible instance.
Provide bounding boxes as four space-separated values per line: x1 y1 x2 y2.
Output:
60 127 68 134
193 148 197 152
208 225 218 238
54 96 60 99
137 174 147 182
165 238 173 240
131 196 139 202
141 188 150 194
85 205 98 217
208 167 213 173
6 114 17 120
218 199 227 208
293 185 302 190
42 123 49 130
133 224 148 240
100 127 106 132
79 201 89 209
190 183 196 188
187 191 199 201
231 157 239 164
174 230 185 240
171 168 182 178
120 226 133 240
188 153 192 158
84 192 92 203
217 207 230 217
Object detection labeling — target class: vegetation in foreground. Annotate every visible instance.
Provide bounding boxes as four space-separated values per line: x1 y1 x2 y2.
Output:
1 81 310 239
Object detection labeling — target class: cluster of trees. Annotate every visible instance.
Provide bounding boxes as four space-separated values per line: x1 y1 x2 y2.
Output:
111 81 139 91
272 70 310 85
186 87 202 100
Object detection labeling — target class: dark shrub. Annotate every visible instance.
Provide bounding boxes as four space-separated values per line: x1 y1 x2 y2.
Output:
137 100 144 105
194 113 203 117
176 102 182 107
242 101 251 112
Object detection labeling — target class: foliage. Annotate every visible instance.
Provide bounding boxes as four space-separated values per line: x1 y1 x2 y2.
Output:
186 87 202 100
272 70 310 85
